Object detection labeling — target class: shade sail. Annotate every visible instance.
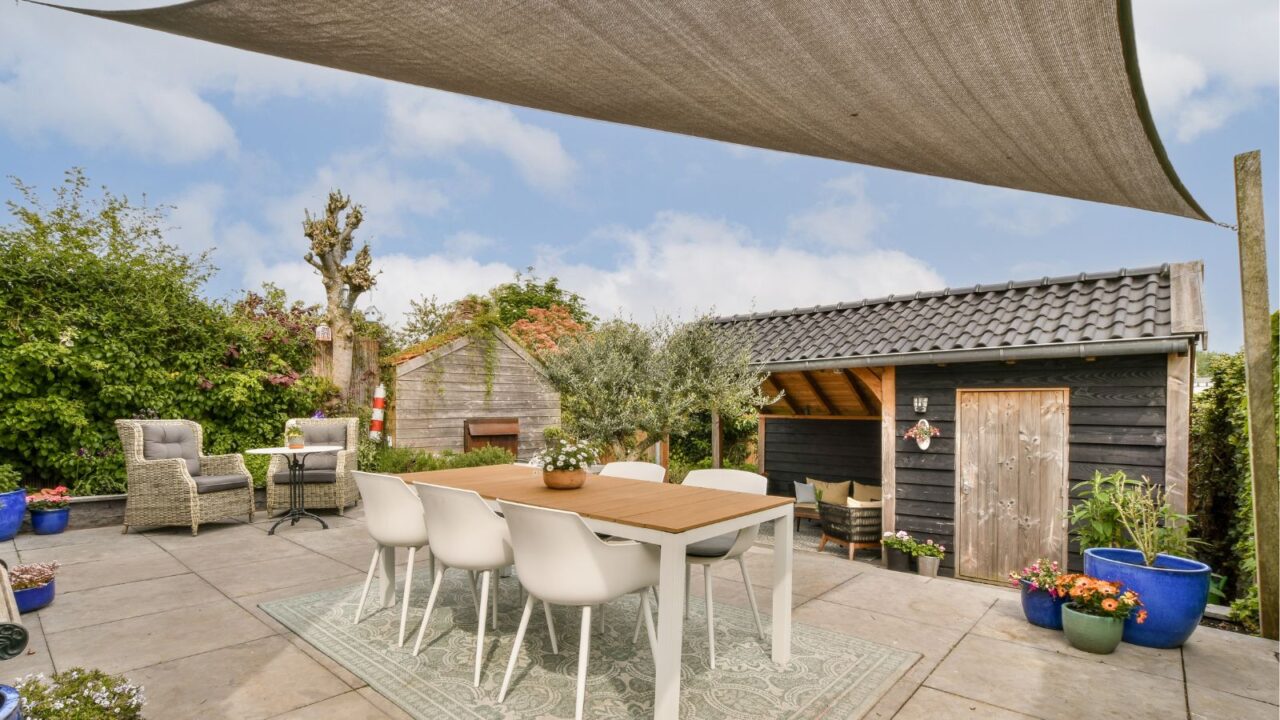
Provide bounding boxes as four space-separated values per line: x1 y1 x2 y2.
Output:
55 0 1208 220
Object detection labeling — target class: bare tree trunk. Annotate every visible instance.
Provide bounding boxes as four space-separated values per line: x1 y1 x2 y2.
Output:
710 410 722 468
330 315 354 398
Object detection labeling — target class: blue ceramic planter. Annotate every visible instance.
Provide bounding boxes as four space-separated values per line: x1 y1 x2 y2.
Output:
0 685 19 720
30 508 69 535
14 580 54 614
1084 547 1210 649
0 490 25 542
1019 579 1068 630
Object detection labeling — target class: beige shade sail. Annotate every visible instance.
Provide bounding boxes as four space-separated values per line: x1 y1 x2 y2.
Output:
51 0 1209 220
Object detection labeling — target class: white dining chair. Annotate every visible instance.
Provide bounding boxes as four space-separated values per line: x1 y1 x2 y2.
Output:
352 471 433 647
412 483 558 687
679 468 768 669
497 500 659 720
600 461 667 483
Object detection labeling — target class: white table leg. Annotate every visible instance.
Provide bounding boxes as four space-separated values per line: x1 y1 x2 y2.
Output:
378 545 397 608
771 509 793 664
654 539 686 720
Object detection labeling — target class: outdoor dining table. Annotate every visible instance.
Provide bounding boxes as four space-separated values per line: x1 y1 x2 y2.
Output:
388 464 794 720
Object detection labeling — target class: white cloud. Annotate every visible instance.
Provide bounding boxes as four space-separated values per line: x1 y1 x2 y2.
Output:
540 212 943 321
0 3 362 162
786 173 884 249
387 88 577 193
940 183 1075 237
1133 0 1278 141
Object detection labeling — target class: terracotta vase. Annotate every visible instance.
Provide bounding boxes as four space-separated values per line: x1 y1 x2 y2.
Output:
287 439 305 449
543 469 586 490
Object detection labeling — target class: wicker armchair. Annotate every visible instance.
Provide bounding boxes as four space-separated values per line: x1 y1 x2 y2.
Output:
266 417 359 517
817 501 883 560
115 419 255 535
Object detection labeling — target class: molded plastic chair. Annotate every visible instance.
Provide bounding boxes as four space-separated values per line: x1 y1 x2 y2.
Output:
600 461 667 483
679 468 768 668
352 472 432 647
412 483 536 687
497 501 659 720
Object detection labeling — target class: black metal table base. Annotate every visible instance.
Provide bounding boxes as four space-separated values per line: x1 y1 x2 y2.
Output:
268 453 330 535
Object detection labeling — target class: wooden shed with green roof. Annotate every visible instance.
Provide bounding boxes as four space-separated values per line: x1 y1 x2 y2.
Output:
387 328 560 460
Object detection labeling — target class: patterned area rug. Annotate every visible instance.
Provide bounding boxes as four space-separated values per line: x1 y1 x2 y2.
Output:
261 571 917 719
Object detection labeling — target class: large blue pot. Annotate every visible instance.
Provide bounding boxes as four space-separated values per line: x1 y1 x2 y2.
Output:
1084 547 1210 649
0 685 19 720
29 508 69 535
13 581 54 614
1019 579 1069 630
0 490 26 542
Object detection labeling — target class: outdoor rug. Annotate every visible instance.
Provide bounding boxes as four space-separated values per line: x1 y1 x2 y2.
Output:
261 570 918 719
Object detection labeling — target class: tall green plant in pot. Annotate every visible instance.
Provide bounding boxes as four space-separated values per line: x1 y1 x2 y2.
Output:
1072 471 1211 648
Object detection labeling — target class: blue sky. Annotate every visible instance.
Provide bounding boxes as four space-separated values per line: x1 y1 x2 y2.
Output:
2 1 1276 350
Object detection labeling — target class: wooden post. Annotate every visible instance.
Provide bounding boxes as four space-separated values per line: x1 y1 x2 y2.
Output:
710 410 722 468
756 415 767 474
1234 150 1278 640
880 367 897 533
1164 353 1191 516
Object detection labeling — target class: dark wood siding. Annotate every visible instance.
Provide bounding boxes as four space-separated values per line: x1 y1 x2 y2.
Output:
762 419 880 497
894 355 1168 576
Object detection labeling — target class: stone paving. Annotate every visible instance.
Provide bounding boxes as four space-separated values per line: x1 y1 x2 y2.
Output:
1 509 1276 719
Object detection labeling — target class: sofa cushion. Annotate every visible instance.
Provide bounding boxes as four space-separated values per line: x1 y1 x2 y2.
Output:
293 423 347 470
141 424 201 476
686 532 736 558
193 474 249 494
272 469 338 485
806 478 850 506
793 481 817 505
852 481 882 503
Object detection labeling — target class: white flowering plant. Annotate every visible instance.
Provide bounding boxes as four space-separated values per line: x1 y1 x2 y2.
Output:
15 668 145 719
531 435 597 472
881 530 917 553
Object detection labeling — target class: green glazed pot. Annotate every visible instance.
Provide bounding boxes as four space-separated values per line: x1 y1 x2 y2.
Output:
1062 603 1124 654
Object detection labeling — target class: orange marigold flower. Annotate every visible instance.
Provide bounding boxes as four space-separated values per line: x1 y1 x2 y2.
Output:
1101 598 1119 612
1136 610 1148 624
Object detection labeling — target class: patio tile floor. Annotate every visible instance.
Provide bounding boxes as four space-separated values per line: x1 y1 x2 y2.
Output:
2 514 1276 719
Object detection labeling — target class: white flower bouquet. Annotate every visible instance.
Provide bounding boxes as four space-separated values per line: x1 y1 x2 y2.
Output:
530 436 597 472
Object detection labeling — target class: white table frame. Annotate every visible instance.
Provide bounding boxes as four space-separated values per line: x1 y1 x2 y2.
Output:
376 498 794 720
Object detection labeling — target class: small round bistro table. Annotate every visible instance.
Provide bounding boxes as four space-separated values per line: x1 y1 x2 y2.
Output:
246 445 343 535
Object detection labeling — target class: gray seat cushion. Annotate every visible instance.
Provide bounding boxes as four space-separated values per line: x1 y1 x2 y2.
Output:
686 532 737 558
193 474 250 494
141 424 201 476
295 424 348 471
272 469 338 485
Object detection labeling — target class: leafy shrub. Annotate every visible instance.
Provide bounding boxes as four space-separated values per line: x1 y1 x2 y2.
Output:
0 170 334 494
15 668 144 719
365 445 515 474
1067 470 1192 564
0 464 22 494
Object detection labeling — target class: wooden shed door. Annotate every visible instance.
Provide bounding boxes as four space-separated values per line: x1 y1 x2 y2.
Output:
956 390 1068 582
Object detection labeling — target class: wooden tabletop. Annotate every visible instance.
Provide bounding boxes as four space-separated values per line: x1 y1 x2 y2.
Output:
396 465 792 534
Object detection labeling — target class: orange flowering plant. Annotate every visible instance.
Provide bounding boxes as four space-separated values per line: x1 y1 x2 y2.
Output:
1055 573 1147 623
26 486 71 511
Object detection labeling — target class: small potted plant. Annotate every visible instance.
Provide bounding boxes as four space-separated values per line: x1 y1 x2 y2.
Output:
10 562 59 614
530 434 597 490
14 667 145 719
902 420 941 450
26 487 71 535
880 530 916 572
913 538 945 577
0 466 25 542
1055 573 1146 655
285 425 305 450
1009 559 1069 630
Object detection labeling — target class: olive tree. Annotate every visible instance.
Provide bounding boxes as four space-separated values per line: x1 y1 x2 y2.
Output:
544 315 770 462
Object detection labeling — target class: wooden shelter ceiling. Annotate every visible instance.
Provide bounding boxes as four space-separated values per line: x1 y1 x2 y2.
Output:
762 368 883 418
